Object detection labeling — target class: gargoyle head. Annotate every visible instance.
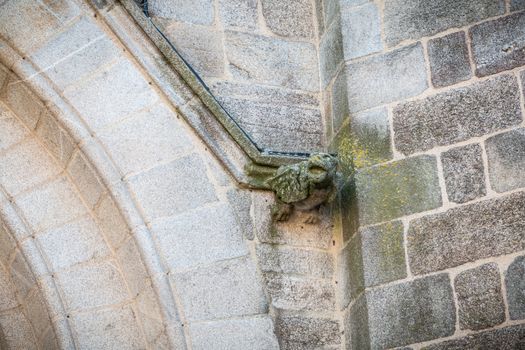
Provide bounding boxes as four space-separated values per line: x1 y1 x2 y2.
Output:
307 153 338 187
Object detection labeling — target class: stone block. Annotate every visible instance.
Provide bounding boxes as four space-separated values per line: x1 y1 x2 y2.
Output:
0 103 28 152
505 255 525 320
190 316 279 350
470 12 525 77
165 23 224 78
149 0 214 25
261 0 314 39
73 306 146 349
128 155 217 220
0 225 15 269
393 74 522 155
277 315 341 348
323 0 339 27
361 221 407 287
337 234 364 309
0 139 60 196
331 70 348 132
67 151 104 209
339 0 368 7
441 143 486 203
256 244 334 278
344 294 370 350
319 18 343 87
151 202 247 271
39 0 80 22
25 290 52 337
366 274 456 349
0 309 37 350
63 59 158 132
407 192 525 274
30 18 120 88
454 263 505 330
428 31 472 87
485 128 525 193
355 155 442 225
116 238 149 296
15 177 87 233
0 268 17 311
37 217 109 272
423 324 525 349
346 43 427 112
383 0 504 46
511 0 525 11
264 273 335 311
172 257 267 321
341 3 382 60
218 0 257 29
57 261 128 311
4 78 44 130
227 188 254 240
98 103 193 175
35 112 75 167
10 252 36 300
94 195 129 248
225 31 319 92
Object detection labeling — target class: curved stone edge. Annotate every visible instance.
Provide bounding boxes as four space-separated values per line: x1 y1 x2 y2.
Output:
0 43 188 349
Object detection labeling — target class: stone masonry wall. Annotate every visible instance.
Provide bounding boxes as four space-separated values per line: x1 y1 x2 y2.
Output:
148 0 326 153
330 1 525 349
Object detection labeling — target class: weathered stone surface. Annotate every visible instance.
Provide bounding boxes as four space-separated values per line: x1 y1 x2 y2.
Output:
428 31 472 87
277 315 341 348
346 43 427 112
393 74 522 155
441 143 486 203
366 274 456 349
485 128 525 193
505 256 525 320
470 12 525 77
172 257 267 321
225 31 319 91
361 221 407 287
227 188 254 240
331 70 348 132
0 103 27 152
337 233 364 309
408 192 525 274
67 151 104 210
511 0 525 11
256 245 333 278
454 263 505 330
0 309 37 350
261 0 314 38
355 155 442 225
165 23 224 78
339 0 367 7
351 107 393 167
423 324 525 350
35 112 75 167
4 78 44 130
384 0 504 46
340 3 382 60
190 316 279 350
218 0 257 29
264 273 335 312
149 0 214 25
151 203 247 271
319 18 343 87
345 294 370 350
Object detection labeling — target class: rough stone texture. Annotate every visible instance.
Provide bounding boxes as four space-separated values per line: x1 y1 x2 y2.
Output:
423 324 525 350
0 309 37 350
366 274 456 349
485 128 525 193
149 0 214 25
355 155 442 225
319 18 343 87
0 103 28 152
261 0 314 39
35 112 75 167
190 316 279 350
361 221 407 287
346 43 427 112
227 188 254 240
454 263 505 330
340 3 382 60
337 233 364 309
505 255 525 320
218 0 257 29
441 143 486 203
428 31 472 87
408 192 525 274
165 23 225 78
67 151 104 210
265 274 335 312
129 155 217 220
276 315 341 349
256 244 334 278
351 107 393 166
393 74 522 155
470 12 525 77
384 0 504 46
151 203 247 271
511 0 525 11
331 70 348 132
225 31 319 92
172 257 267 321
3 79 44 130
345 294 370 350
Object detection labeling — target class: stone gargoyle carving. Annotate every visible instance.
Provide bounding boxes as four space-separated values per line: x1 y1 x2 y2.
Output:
266 153 338 224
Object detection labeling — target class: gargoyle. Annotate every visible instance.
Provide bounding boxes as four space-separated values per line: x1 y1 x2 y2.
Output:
266 153 338 224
